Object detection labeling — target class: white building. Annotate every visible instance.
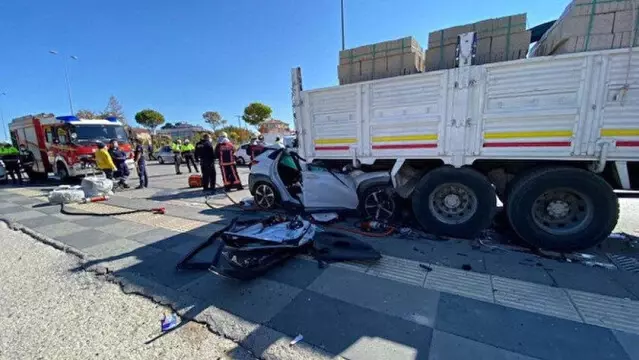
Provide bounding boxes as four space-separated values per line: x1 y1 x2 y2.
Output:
157 123 205 140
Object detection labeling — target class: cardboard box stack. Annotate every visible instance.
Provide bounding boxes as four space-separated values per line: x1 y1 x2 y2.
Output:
531 0 638 56
425 14 531 71
338 36 424 85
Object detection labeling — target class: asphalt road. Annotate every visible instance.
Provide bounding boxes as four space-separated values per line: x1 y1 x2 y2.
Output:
0 222 255 360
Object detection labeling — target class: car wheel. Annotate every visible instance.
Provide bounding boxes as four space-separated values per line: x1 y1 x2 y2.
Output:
411 167 496 238
506 167 618 251
158 156 164 164
253 182 279 209
236 156 246 166
359 184 397 221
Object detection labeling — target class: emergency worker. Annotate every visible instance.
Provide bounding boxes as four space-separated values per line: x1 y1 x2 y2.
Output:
171 139 183 175
134 138 148 189
1 143 22 185
181 139 198 173
195 133 216 192
215 132 243 191
109 139 130 188
19 144 35 181
95 142 117 179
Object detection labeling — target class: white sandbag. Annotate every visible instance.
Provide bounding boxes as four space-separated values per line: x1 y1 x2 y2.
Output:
48 186 85 204
81 176 114 197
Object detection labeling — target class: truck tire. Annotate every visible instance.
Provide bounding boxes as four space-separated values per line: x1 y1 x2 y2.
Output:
411 167 496 238
506 167 618 251
56 162 70 181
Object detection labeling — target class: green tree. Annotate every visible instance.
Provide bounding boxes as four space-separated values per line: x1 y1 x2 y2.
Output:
134 109 165 133
76 109 98 119
219 125 254 144
102 95 126 124
242 102 272 126
161 122 175 129
202 111 227 130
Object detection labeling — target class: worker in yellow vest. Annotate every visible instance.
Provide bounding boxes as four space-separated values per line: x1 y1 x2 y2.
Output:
171 139 182 175
181 139 198 173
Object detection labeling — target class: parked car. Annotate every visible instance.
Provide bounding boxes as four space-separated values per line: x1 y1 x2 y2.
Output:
155 145 175 164
0 160 6 184
234 143 251 165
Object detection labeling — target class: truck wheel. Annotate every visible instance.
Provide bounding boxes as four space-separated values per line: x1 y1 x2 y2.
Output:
412 167 496 238
56 162 69 181
506 167 618 251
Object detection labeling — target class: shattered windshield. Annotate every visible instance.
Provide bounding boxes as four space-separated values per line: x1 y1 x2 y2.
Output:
71 125 128 143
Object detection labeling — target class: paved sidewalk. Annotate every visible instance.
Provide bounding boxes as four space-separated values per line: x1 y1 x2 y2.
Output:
0 221 255 360
1 183 639 359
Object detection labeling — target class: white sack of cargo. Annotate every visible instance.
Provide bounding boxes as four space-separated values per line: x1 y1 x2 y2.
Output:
81 176 114 197
48 185 85 204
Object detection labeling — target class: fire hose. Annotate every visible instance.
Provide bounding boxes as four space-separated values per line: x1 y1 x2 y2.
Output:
58 195 166 217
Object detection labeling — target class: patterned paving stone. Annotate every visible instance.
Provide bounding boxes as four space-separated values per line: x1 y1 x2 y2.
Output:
309 267 440 327
267 290 432 360
428 330 539 360
55 229 115 250
32 221 90 239
181 273 302 324
436 293 629 360
14 215 61 229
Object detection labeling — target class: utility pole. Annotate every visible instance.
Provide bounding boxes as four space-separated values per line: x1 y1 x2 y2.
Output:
341 0 345 50
0 92 6 141
49 50 78 115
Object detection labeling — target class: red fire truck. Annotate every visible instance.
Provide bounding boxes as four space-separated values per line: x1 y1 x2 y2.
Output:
9 114 134 180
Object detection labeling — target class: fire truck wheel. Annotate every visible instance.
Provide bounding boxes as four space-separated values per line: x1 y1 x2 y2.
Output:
506 167 618 251
412 167 496 238
56 162 70 180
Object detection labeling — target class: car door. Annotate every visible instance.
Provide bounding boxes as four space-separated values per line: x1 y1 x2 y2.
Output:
301 168 359 210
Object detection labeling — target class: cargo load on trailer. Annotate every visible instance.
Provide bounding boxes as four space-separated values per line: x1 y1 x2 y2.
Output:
426 13 531 71
338 36 424 85
532 0 639 56
9 114 135 180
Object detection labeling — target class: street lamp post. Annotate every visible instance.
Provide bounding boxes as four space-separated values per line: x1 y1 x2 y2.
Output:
49 50 78 115
0 92 6 141
341 0 345 50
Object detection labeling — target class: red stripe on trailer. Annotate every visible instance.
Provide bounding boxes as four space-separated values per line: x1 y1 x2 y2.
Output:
483 141 572 148
372 143 437 150
315 146 350 151
617 141 639 147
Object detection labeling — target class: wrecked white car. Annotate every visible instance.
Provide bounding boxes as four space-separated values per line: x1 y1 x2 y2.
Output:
248 147 397 221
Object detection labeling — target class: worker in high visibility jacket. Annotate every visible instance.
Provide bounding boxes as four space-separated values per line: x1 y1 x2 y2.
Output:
171 139 183 175
95 141 117 180
1 143 22 185
215 132 243 191
180 139 198 173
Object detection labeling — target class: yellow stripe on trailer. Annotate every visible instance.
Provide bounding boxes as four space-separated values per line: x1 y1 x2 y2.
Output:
315 137 357 145
372 134 438 142
484 130 573 139
601 129 639 137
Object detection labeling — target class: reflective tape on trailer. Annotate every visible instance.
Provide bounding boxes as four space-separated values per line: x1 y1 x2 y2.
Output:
371 134 438 150
483 130 573 148
314 137 356 151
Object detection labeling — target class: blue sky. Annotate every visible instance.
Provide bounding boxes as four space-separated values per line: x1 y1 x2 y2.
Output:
0 0 568 134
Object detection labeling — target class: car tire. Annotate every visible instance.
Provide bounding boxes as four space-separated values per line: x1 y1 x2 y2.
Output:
412 166 496 238
158 156 164 164
236 156 246 166
506 167 618 251
359 184 397 221
253 182 280 209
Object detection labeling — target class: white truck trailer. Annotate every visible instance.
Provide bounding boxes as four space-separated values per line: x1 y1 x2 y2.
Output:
291 34 639 251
